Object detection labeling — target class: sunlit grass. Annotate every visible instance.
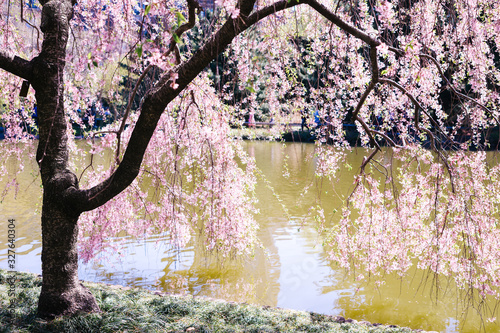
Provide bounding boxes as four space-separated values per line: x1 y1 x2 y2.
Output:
1 270 419 332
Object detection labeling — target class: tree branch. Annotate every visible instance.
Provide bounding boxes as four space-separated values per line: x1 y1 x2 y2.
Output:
387 47 500 127
64 0 306 212
360 148 379 172
379 78 456 192
65 0 408 214
306 0 380 47
115 64 154 163
351 47 380 149
64 0 393 212
379 78 454 146
370 129 399 147
166 0 201 64
21 0 41 50
419 53 500 127
0 51 33 81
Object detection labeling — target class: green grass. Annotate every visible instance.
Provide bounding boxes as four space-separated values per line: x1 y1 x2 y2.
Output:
0 270 422 332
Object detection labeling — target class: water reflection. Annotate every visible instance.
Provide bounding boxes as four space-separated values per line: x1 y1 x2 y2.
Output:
0 141 499 332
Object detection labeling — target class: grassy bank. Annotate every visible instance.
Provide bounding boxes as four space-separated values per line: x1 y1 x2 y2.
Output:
0 270 424 332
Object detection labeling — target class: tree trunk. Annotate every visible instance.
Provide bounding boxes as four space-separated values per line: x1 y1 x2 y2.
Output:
8 0 306 319
37 192 99 319
32 0 100 319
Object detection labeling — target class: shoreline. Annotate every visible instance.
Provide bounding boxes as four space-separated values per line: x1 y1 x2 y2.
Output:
0 269 429 332
231 126 500 151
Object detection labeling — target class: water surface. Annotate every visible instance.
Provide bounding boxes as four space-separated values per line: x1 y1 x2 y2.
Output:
0 141 498 332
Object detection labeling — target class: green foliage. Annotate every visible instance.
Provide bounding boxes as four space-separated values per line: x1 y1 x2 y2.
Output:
135 45 143 58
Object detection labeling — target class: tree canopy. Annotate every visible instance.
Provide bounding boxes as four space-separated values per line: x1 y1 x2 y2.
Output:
1 0 500 321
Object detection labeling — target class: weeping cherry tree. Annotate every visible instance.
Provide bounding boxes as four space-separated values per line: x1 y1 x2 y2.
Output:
1 0 500 321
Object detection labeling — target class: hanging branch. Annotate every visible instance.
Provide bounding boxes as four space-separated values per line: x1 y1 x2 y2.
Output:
370 129 398 147
166 0 201 64
350 46 384 169
20 0 41 50
91 65 153 164
380 78 456 192
388 47 499 128
115 64 154 163
419 53 500 127
65 0 468 212
64 0 307 213
306 0 380 47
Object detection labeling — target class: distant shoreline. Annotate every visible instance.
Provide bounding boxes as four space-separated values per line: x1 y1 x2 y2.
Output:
232 126 500 151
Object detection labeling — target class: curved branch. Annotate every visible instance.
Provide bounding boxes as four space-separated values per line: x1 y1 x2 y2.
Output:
306 0 380 47
65 0 391 213
21 0 41 50
166 0 201 64
387 47 499 127
65 0 388 212
0 51 33 81
379 78 456 192
355 113 381 150
115 64 154 163
360 148 379 172
370 129 399 147
64 0 306 212
352 82 376 121
352 47 380 149
379 78 454 145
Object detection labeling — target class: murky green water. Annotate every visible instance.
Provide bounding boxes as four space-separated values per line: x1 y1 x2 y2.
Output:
0 140 498 332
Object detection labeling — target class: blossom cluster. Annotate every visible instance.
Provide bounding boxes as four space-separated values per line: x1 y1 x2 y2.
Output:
329 147 500 302
77 74 258 262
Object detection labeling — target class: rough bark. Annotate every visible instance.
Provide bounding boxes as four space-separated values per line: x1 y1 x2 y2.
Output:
30 0 100 319
38 175 99 319
0 51 33 80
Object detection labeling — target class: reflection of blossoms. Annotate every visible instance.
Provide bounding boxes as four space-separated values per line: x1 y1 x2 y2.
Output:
205 278 264 304
314 145 345 180
329 147 500 301
158 273 265 304
78 74 258 262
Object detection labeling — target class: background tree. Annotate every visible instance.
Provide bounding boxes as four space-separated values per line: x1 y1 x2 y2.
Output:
1 0 500 321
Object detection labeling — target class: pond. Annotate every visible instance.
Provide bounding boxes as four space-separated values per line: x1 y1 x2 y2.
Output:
0 140 498 332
